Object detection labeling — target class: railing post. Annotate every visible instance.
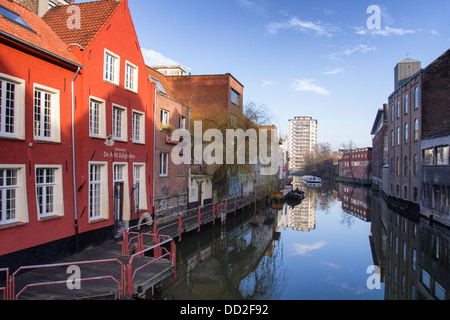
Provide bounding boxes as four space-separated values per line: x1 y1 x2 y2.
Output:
122 231 129 256
197 207 201 232
171 240 177 279
234 197 237 214
178 213 182 241
212 202 216 226
154 235 161 259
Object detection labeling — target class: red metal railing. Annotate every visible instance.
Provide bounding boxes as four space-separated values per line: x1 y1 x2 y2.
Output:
126 235 176 297
9 259 126 300
0 268 9 300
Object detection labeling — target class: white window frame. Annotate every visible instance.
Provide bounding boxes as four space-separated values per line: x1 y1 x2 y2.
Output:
33 83 61 143
89 97 106 138
132 110 145 144
104 49 120 86
35 165 64 220
160 109 169 126
0 73 25 140
159 153 169 177
125 60 138 93
179 115 186 129
133 163 147 211
0 165 27 225
112 104 127 142
88 162 108 221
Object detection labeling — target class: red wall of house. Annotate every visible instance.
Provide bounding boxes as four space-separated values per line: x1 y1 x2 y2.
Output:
69 0 154 234
0 43 78 256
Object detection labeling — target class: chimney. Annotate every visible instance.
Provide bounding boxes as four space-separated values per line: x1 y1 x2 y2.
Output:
394 58 421 90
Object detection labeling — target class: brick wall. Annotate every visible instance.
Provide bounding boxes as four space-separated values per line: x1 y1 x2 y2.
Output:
422 48 450 138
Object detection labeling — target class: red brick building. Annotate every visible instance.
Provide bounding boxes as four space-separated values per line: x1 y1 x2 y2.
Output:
0 0 82 264
155 69 246 204
340 148 373 185
147 66 190 218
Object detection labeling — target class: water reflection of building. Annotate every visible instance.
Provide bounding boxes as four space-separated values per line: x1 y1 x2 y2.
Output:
339 184 372 222
370 191 450 300
287 190 316 231
155 208 280 300
278 177 316 232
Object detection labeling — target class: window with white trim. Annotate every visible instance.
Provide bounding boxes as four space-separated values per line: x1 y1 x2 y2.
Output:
89 98 106 138
89 162 108 221
160 109 169 126
104 49 120 86
36 168 55 217
112 104 127 141
0 168 17 224
0 73 25 140
125 61 138 93
33 84 60 143
160 153 168 176
35 166 63 219
179 116 186 129
0 165 27 225
132 110 145 144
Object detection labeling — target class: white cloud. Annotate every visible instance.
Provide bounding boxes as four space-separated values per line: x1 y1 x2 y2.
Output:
267 17 333 37
355 26 416 36
142 48 181 67
344 44 376 56
292 79 330 95
327 44 376 60
431 30 440 36
322 67 344 75
292 241 327 255
261 80 276 87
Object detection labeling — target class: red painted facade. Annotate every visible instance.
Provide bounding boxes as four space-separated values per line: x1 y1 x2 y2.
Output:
0 0 81 256
0 0 154 262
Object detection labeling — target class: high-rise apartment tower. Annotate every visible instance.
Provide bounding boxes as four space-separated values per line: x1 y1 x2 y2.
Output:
289 116 318 172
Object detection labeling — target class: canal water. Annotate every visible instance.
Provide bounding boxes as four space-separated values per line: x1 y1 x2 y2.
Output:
153 177 450 300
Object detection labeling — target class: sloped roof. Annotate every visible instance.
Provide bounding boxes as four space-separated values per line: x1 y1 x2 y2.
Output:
0 0 80 65
42 0 121 48
146 65 174 97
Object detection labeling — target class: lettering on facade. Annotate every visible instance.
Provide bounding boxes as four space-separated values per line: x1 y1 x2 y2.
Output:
103 148 136 160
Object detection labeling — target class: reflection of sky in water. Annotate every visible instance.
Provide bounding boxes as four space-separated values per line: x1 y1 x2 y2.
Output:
240 185 384 300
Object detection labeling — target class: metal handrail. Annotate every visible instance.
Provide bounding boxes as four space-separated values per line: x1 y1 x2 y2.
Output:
0 268 9 300
126 236 175 297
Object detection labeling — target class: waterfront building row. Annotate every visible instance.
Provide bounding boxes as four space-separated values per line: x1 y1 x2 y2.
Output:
371 49 450 227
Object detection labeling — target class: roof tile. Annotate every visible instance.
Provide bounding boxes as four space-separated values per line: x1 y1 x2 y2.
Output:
42 0 121 48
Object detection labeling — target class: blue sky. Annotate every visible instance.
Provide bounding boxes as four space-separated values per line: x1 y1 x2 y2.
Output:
124 0 449 150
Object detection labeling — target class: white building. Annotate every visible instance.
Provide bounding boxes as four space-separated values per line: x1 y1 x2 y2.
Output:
289 116 318 172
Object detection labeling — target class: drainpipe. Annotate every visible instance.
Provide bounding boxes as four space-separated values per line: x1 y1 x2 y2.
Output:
187 107 191 207
72 66 81 253
153 84 157 217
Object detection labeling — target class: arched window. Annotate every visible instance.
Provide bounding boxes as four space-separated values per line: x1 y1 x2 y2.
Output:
404 123 408 143
397 127 400 145
405 93 408 114
414 87 419 109
414 119 419 141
